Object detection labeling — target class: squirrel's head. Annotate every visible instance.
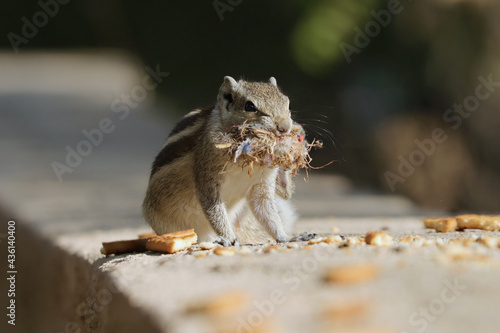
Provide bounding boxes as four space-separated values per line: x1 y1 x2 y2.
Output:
216 76 292 135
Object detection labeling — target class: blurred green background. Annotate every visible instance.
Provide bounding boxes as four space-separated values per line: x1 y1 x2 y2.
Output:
2 0 499 212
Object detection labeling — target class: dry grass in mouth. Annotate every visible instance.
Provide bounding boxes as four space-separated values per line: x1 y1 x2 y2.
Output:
214 122 324 176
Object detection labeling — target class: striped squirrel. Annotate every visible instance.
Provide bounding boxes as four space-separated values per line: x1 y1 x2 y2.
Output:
142 76 316 246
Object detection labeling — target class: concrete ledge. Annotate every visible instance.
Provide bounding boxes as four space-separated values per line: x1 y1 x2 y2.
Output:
42 218 500 333
1 216 162 333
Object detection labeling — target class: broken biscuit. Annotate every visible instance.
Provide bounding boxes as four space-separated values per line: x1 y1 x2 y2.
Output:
101 238 149 255
146 229 198 254
422 217 457 232
456 214 500 231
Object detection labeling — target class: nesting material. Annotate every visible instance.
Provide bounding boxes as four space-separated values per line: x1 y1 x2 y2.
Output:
215 122 323 176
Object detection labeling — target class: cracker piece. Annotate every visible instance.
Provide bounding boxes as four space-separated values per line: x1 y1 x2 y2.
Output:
101 238 148 255
456 215 500 231
422 217 457 232
146 230 197 254
365 231 393 246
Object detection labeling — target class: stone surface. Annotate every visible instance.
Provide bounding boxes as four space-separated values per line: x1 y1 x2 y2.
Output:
57 219 500 333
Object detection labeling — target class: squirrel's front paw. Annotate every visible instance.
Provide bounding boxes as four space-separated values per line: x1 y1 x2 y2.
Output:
214 237 239 247
289 232 317 242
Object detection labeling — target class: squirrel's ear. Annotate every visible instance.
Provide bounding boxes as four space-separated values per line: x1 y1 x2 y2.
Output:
269 77 277 87
221 76 238 92
218 76 239 106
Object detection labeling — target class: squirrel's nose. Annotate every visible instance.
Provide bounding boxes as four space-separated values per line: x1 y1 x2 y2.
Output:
276 126 288 135
276 118 292 135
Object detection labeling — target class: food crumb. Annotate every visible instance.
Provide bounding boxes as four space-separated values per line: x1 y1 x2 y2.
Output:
422 217 457 232
239 246 252 255
263 245 279 253
213 247 237 256
199 242 216 250
365 231 393 247
186 290 249 317
322 301 368 321
309 237 326 245
325 263 380 285
478 235 498 249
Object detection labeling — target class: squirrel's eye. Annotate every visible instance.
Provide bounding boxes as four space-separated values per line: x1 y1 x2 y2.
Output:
244 101 256 112
224 94 233 103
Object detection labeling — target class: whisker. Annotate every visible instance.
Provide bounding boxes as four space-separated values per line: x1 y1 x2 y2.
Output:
296 118 329 125
293 110 332 118
291 111 342 159
302 125 337 149
302 123 334 137
313 106 336 110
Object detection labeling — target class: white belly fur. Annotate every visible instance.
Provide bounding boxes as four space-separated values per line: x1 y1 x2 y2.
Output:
220 163 276 209
217 163 276 239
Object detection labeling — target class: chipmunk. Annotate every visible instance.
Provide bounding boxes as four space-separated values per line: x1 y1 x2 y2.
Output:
142 76 316 246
